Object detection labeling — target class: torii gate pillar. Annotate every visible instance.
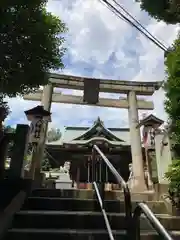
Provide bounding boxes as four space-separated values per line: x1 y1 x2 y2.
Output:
128 91 147 191
34 84 53 179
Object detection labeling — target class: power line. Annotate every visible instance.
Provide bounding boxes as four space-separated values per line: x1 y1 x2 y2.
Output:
111 0 169 50
99 0 169 52
101 0 168 51
100 0 126 22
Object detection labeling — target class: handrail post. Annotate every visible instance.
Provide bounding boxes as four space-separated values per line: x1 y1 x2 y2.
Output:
132 205 141 240
133 203 173 240
92 147 96 182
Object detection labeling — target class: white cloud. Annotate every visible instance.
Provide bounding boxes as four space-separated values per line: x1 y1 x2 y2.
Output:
47 0 143 65
6 0 179 130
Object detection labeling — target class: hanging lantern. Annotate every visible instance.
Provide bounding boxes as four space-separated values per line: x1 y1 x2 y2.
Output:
24 105 51 144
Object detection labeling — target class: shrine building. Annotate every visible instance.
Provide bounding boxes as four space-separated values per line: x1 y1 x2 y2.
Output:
46 117 138 186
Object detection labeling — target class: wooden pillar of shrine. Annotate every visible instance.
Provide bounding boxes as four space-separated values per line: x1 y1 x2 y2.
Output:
87 156 92 190
76 166 80 189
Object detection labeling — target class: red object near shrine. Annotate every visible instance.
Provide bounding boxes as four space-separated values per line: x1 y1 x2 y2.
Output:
78 183 87 189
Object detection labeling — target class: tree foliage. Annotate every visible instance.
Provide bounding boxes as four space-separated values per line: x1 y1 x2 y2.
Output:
136 0 180 24
41 157 51 171
164 35 180 143
136 0 180 143
0 0 67 97
0 100 10 133
0 101 10 123
165 159 180 208
4 125 15 133
47 128 61 142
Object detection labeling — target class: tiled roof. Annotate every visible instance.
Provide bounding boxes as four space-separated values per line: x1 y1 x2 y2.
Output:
46 117 130 146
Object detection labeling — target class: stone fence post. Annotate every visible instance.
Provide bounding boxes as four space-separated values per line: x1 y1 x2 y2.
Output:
9 124 29 179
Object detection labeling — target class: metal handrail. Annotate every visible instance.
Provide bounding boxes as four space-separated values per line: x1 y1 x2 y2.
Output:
92 145 173 240
93 144 132 238
93 182 114 240
133 203 173 240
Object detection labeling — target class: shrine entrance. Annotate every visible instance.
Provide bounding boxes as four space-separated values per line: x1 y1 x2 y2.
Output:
77 155 131 189
68 141 131 190
24 73 162 191
46 117 132 189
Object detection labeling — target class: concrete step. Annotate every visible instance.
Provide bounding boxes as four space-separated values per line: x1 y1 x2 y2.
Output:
22 197 167 214
6 228 180 240
12 210 180 231
31 188 156 201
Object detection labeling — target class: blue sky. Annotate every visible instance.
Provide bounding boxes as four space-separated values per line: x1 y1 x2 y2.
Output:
5 0 180 130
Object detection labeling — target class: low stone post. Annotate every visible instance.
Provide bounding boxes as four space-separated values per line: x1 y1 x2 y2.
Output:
9 124 29 179
0 133 10 179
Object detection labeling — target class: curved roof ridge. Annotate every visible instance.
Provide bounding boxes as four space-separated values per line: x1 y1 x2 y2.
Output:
65 136 126 145
72 118 98 141
72 117 124 142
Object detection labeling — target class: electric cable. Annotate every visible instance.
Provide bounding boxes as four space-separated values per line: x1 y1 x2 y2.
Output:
111 0 169 50
99 0 169 52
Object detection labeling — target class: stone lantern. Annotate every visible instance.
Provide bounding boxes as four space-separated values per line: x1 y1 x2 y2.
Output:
24 105 51 144
138 114 164 148
137 114 164 190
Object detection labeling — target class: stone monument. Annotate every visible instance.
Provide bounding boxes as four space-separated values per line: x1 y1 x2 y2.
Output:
55 162 72 189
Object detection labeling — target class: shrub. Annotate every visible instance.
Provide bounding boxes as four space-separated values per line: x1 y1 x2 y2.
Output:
165 159 180 208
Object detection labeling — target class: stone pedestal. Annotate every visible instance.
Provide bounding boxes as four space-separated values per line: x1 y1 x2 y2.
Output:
87 183 92 190
105 183 112 191
55 180 72 189
128 91 147 191
55 173 72 189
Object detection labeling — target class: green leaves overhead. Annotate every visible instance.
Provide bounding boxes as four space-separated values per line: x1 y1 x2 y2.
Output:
136 0 180 24
0 0 67 97
136 0 180 143
164 35 180 142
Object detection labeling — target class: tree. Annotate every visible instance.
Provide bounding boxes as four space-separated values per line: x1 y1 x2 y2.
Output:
41 157 51 171
0 0 67 97
0 101 10 144
4 125 15 133
0 101 10 131
164 35 180 143
47 128 61 142
136 0 180 143
136 0 180 24
165 159 180 209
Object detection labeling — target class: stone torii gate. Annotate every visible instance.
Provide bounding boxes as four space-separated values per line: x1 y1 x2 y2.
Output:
23 73 162 191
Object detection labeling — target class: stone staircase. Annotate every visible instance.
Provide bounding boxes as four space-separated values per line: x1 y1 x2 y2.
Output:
5 189 180 240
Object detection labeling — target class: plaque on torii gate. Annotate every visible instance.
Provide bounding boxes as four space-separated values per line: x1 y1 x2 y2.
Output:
83 78 100 104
